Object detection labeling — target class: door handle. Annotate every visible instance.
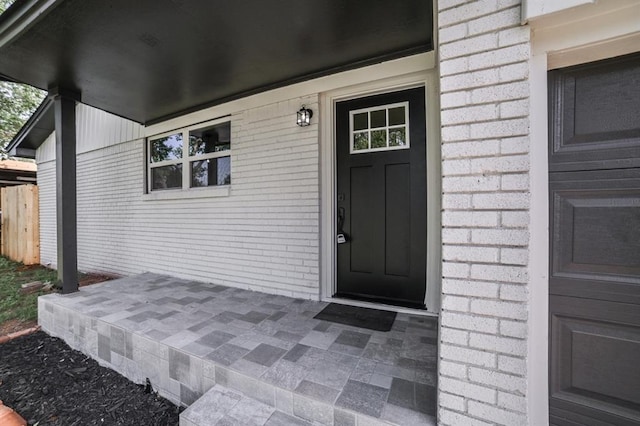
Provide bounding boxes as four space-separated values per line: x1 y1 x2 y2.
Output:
337 207 348 244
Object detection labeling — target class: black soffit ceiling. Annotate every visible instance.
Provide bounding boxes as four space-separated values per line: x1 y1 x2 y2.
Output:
0 0 433 126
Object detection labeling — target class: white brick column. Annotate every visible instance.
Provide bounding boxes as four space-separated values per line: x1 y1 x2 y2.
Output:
437 1 532 425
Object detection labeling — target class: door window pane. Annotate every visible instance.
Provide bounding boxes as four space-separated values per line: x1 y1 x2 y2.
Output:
389 106 406 125
371 130 387 148
353 113 368 131
151 164 182 190
353 132 369 151
370 109 386 128
191 157 231 187
150 133 183 162
389 128 406 147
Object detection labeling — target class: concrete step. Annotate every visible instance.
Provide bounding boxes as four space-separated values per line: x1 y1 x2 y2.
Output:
180 365 435 426
180 385 312 426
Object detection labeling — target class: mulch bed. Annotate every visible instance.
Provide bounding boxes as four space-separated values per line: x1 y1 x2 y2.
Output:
0 331 181 425
79 274 118 288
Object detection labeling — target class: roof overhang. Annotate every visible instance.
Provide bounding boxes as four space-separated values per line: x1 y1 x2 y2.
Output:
5 97 53 158
0 0 433 126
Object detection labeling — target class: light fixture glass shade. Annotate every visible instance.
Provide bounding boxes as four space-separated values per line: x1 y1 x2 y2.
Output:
296 106 313 127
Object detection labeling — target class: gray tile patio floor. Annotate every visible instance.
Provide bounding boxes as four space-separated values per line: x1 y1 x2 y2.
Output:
38 273 437 426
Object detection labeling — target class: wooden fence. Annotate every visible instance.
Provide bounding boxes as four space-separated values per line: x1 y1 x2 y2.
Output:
0 184 40 265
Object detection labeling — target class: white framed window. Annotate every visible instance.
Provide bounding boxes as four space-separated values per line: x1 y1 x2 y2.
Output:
349 102 410 154
147 119 231 192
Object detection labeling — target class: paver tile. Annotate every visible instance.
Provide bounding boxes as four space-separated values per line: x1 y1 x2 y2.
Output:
282 344 310 363
244 343 287 367
206 343 250 366
335 380 389 418
265 411 312 426
195 330 235 349
261 360 307 390
41 273 439 425
334 330 371 349
295 380 340 404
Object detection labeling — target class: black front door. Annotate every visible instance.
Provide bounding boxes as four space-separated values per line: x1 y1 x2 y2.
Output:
548 53 640 425
336 87 427 308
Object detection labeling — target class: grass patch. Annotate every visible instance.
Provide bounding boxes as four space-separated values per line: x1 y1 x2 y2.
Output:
0 256 58 323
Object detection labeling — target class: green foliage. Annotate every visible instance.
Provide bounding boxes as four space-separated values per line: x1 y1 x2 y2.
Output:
0 83 46 157
0 0 46 159
0 0 14 13
0 256 58 323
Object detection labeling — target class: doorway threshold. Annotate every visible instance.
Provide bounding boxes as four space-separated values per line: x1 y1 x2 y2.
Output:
322 296 438 317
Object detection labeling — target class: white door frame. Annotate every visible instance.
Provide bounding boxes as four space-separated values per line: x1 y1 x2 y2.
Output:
319 69 442 315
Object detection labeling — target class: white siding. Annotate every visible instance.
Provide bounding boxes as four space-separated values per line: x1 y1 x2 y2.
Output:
39 98 320 300
76 104 145 154
36 132 55 163
438 0 532 425
38 160 56 267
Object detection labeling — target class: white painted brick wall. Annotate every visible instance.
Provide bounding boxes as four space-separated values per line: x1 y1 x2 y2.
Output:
438 0 531 425
38 97 320 300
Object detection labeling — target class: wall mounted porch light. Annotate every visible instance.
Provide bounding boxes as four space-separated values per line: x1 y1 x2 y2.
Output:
296 105 313 127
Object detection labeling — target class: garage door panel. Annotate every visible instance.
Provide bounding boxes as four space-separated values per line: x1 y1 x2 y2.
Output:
550 277 640 305
549 401 637 426
550 169 640 302
552 193 640 276
550 295 640 424
551 403 639 426
549 52 640 172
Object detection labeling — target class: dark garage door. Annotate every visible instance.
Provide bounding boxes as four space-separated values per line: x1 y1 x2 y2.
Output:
548 52 640 425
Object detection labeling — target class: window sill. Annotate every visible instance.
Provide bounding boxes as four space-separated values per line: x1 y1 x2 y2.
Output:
142 185 230 201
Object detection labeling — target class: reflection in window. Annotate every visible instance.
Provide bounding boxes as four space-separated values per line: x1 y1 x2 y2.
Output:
389 128 406 147
147 120 232 192
353 132 369 151
151 164 182 190
150 133 183 162
191 157 231 187
189 122 231 156
371 130 387 148
349 102 409 154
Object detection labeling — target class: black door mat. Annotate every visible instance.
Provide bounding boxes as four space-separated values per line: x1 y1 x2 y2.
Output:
314 304 397 332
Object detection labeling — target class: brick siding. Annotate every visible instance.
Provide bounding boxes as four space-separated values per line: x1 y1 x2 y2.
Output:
38 98 320 300
437 0 531 424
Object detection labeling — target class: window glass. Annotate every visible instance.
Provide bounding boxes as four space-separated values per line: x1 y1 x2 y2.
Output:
389 128 406 147
349 102 410 154
189 122 231 156
353 132 369 151
191 157 231 187
147 120 232 192
353 113 368 131
151 164 182 190
150 133 183 162
371 130 387 148
370 109 386 128
389 106 406 125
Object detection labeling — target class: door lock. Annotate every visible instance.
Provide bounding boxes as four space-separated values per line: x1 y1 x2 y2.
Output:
337 207 349 244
